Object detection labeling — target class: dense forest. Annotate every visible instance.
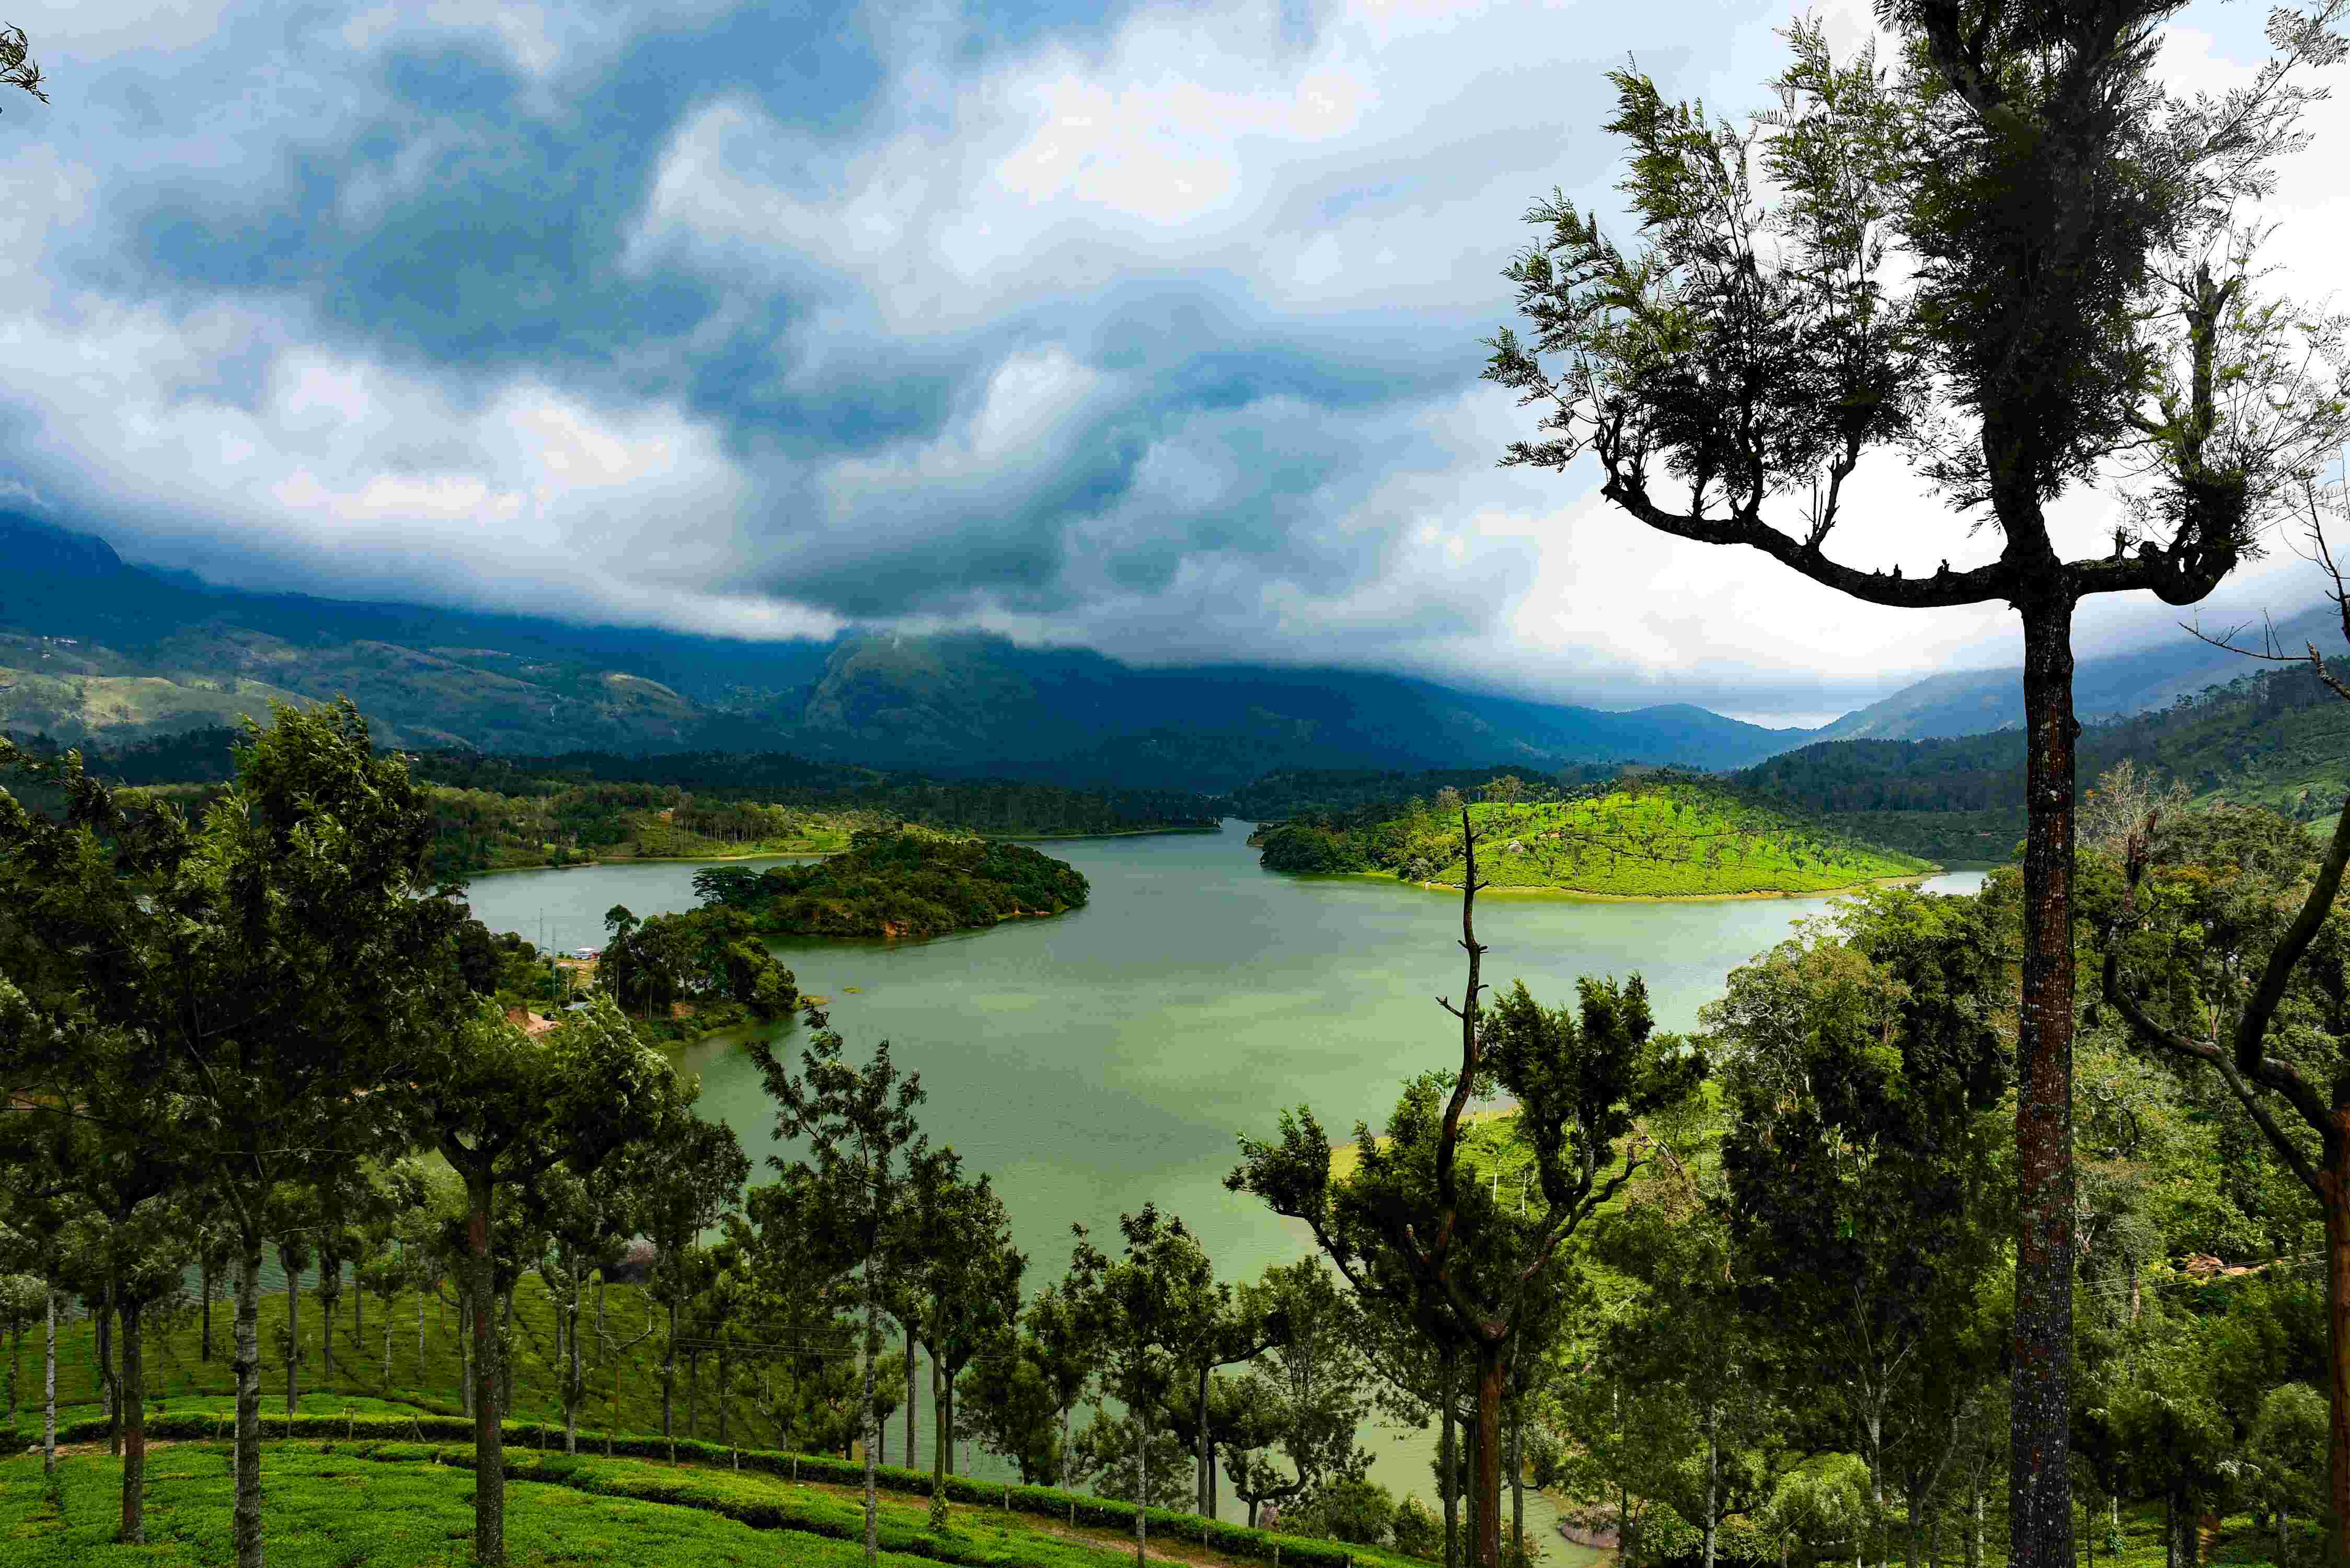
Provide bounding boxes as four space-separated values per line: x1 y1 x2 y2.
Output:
1253 777 1934 896
691 830 1093 939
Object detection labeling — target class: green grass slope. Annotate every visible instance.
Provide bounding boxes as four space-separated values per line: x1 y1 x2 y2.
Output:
1256 780 1934 897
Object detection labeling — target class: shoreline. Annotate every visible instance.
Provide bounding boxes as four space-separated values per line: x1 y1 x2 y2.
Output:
1342 869 1946 904
460 823 1218 877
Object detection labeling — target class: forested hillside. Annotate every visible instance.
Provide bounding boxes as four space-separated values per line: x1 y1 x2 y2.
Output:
1252 777 1934 896
1740 661 2349 862
1 727 1222 874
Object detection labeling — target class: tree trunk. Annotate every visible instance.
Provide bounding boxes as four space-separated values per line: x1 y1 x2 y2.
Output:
283 1250 301 1417
233 1237 264 1568
1442 1347 1459 1568
201 1254 214 1364
352 1269 362 1359
931 1339 951 1529
2325 1149 2350 1568
460 1293 474 1419
718 1350 728 1446
382 1294 392 1388
42 1288 55 1478
1200 1362 1213 1518
2011 593 2077 1568
1135 1403 1149 1568
664 1290 678 1459
467 1174 508 1568
117 1297 145 1544
499 1284 515 1418
862 1252 880 1565
417 1275 427 1387
688 1349 699 1440
904 1321 919 1477
96 1286 116 1456
1475 1341 1504 1568
566 1287 582 1455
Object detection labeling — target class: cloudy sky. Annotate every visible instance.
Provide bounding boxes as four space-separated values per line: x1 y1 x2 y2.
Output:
0 0 2340 725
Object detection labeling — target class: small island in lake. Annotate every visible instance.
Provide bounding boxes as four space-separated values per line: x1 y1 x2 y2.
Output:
691 828 1091 939
1253 775 1936 898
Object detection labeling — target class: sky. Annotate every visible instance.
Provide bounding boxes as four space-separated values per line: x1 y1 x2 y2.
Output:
0 1 2342 727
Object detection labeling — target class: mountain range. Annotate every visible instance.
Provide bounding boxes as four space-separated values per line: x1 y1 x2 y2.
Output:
2 510 2335 790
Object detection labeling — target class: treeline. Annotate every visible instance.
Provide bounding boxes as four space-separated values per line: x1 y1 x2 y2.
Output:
692 831 1091 940
1253 776 1932 895
1221 764 1620 824
1740 661 2350 861
0 727 1221 877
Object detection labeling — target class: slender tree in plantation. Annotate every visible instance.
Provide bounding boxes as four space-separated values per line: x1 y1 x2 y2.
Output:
1483 11 2350 1560
1232 815 1699 1568
627 1096 748 1460
1067 1206 1220 1568
0 706 469 1568
904 1146 1025 1527
1024 1279 1106 1490
1218 1261 1376 1531
526 1161 641 1453
755 1008 927 1568
404 994 677 1566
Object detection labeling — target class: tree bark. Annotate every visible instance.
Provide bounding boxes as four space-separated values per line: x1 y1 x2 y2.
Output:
688 1349 699 1440
467 1175 507 1568
1190 1361 1208 1518
283 1247 302 1417
201 1254 214 1364
117 1297 145 1544
930 1338 952 1528
96 1286 116 1456
499 1284 515 1418
1442 1347 1459 1568
234 1238 264 1568
2011 593 2078 1568
1476 1342 1504 1568
416 1274 426 1387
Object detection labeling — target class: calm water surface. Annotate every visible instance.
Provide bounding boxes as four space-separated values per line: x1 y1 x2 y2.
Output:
462 824 1987 1538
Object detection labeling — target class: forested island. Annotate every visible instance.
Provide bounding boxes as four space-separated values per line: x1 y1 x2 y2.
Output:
691 829 1091 939
1253 777 1935 896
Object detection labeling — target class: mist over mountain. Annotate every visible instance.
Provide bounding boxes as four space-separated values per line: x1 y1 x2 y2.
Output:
0 512 1817 789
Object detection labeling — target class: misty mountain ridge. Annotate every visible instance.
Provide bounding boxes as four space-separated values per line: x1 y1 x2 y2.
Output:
0 511 1813 788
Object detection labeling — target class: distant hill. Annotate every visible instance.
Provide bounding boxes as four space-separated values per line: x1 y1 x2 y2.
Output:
0 510 1822 788
1816 601 2341 741
1252 777 1936 897
1741 658 2350 862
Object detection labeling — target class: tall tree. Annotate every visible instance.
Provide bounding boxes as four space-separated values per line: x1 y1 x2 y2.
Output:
1218 1260 1375 1531
1068 1207 1220 1568
628 1098 748 1459
1483 13 2350 1560
1233 816 1700 1568
756 1008 927 1567
904 1147 1025 1527
404 995 677 1565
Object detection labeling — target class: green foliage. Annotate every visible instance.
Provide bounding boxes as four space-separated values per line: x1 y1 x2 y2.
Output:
704 831 1089 940
1257 780 1931 895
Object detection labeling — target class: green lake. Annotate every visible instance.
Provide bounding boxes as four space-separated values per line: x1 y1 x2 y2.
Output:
461 822 1987 1542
